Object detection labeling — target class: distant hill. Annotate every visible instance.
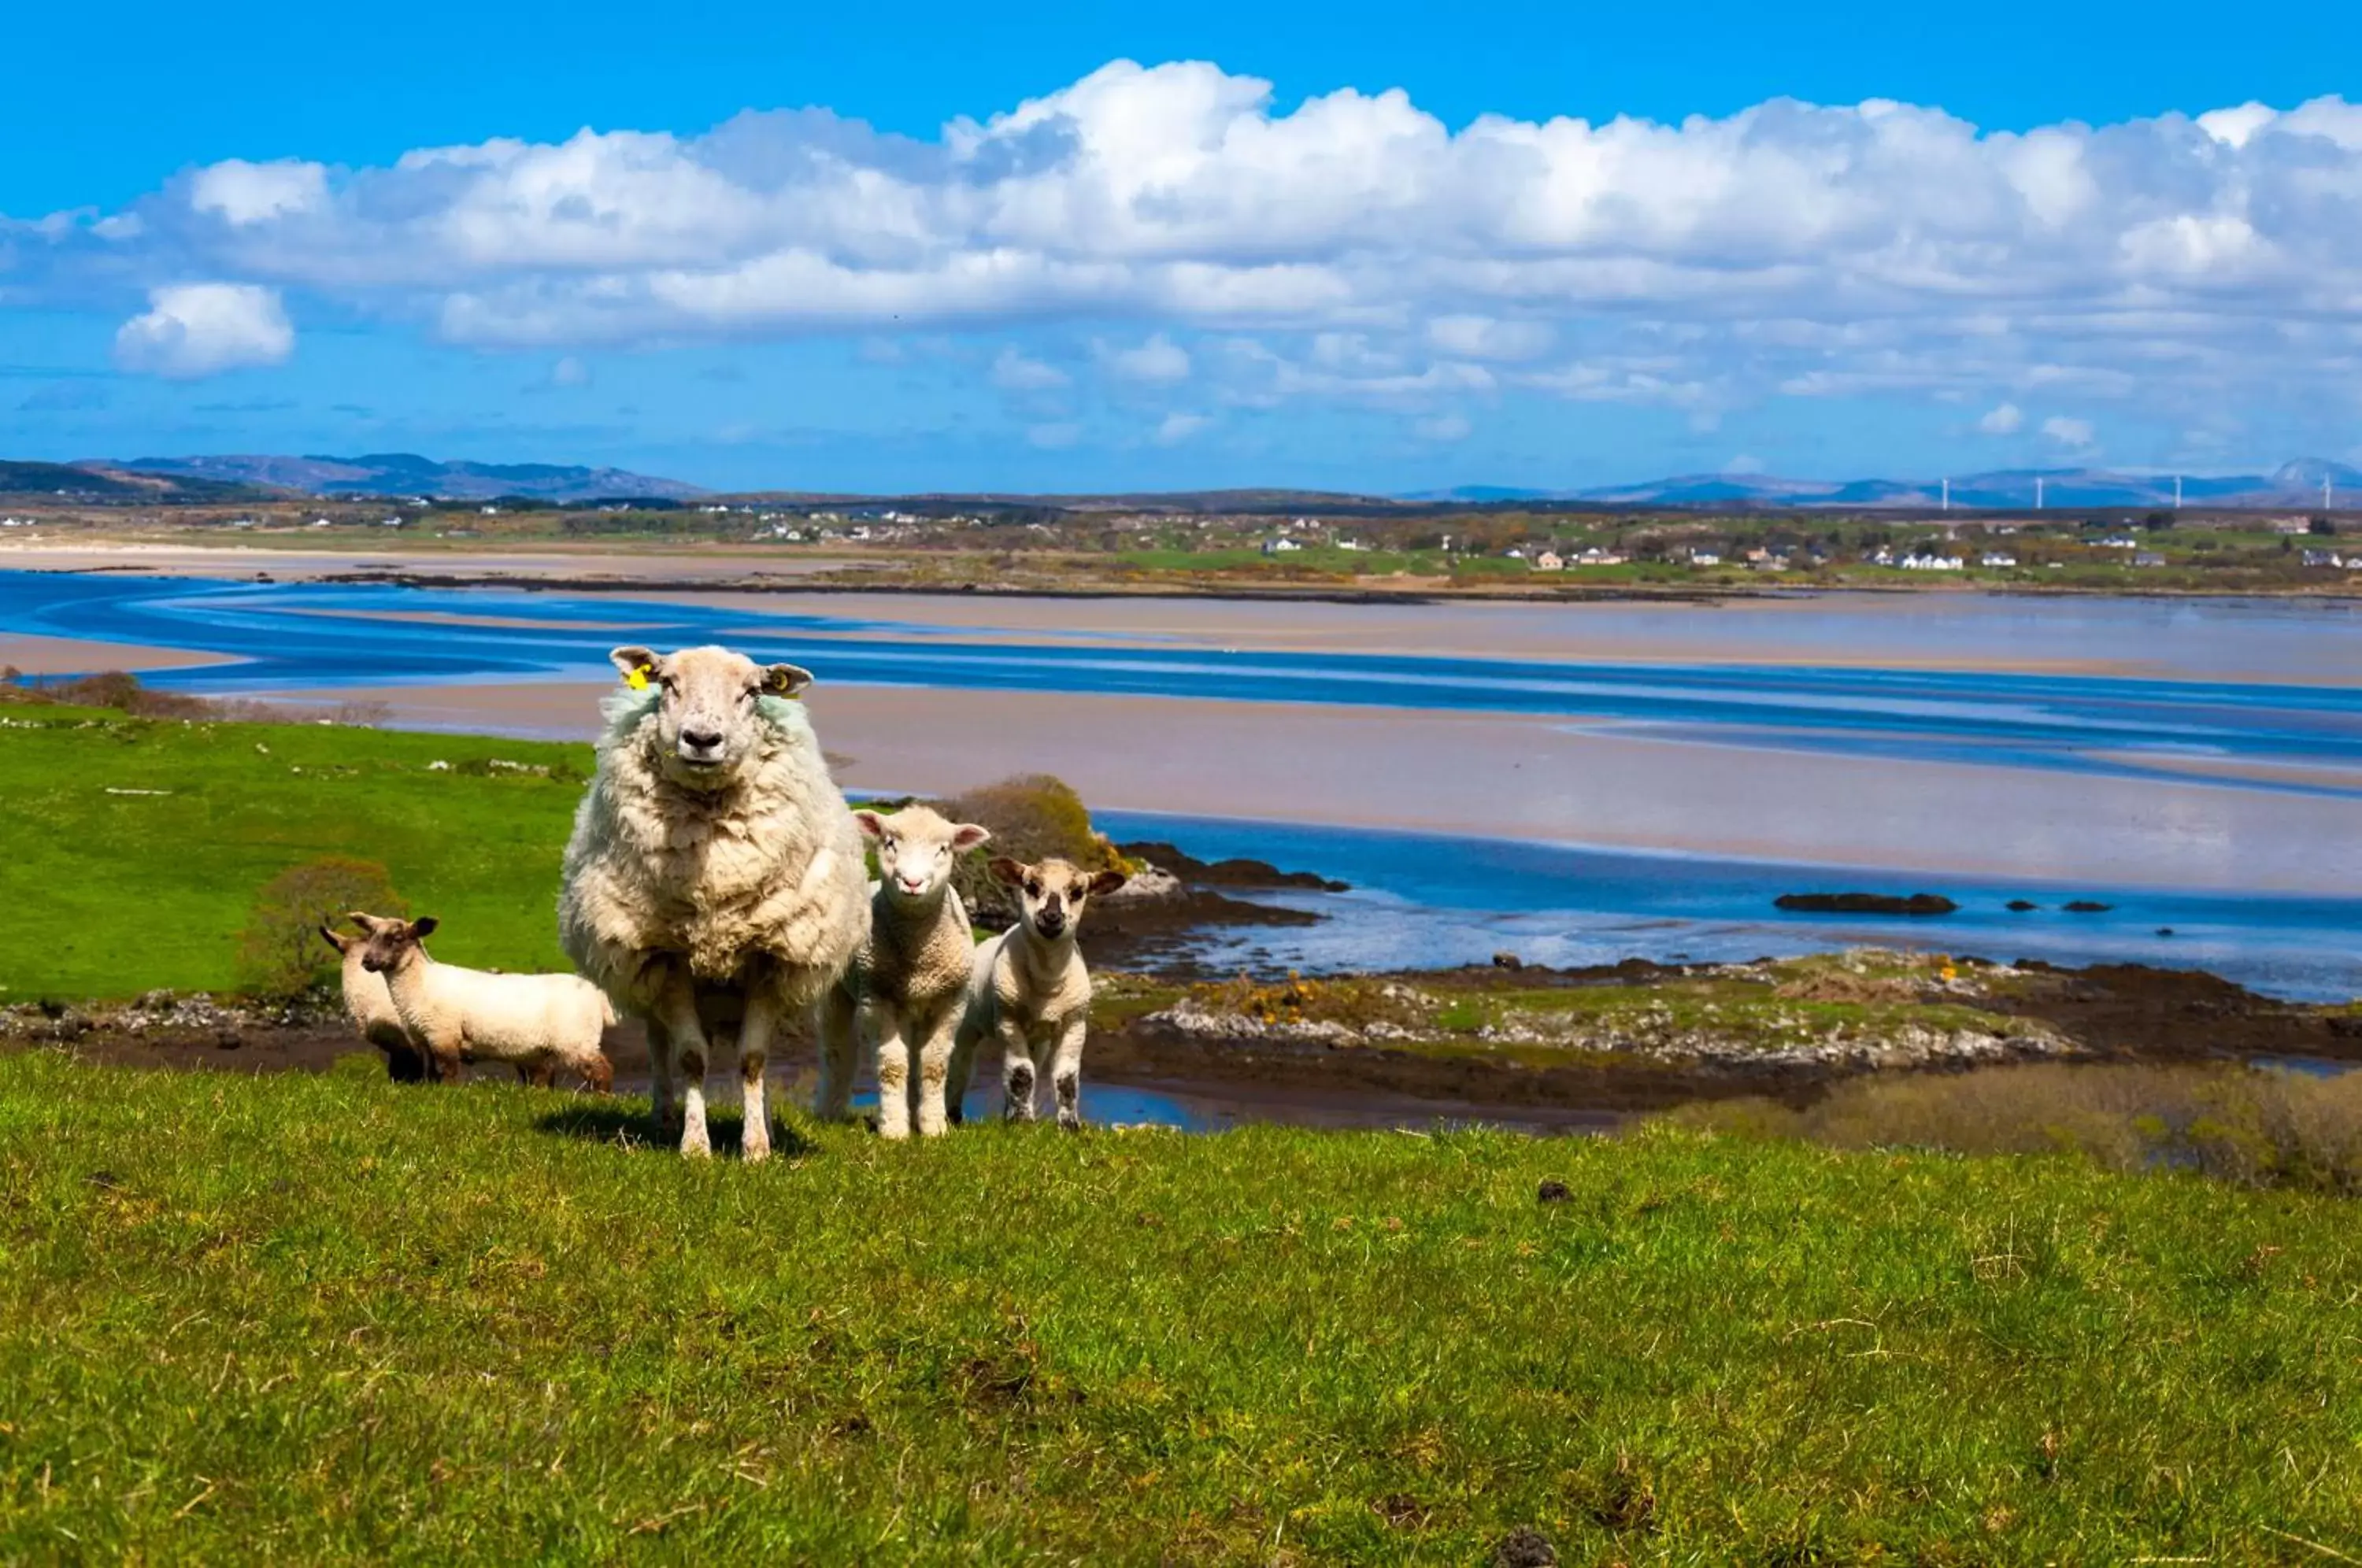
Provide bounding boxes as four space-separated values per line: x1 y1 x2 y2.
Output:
117 453 705 503
1560 459 2362 511
0 459 272 504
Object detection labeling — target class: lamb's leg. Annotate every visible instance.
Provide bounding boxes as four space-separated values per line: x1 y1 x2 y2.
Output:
946 1014 979 1127
813 986 858 1122
914 1004 959 1138
1049 1017 1089 1132
999 1019 1038 1122
650 976 715 1158
871 1005 913 1141
737 991 778 1163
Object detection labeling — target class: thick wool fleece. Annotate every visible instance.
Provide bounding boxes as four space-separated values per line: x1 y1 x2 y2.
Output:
557 689 868 1011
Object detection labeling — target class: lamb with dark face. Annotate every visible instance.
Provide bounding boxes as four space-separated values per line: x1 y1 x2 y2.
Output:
950 856 1127 1130
346 912 614 1091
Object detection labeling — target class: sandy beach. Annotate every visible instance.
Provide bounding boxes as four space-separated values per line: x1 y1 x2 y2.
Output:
247 676 2362 896
0 632 239 675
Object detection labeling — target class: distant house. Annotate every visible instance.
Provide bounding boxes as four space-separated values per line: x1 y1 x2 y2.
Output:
1901 553 1965 571
2303 549 2345 568
1262 537 1303 554
1575 547 1627 567
1868 547 1896 566
1980 552 2018 568
1531 551 1565 571
2133 551 2167 568
2099 535 2138 549
1689 550 1720 567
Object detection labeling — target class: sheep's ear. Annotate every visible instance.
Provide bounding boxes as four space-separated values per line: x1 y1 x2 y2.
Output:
409 916 439 940
851 809 887 841
317 923 351 953
1087 869 1129 897
761 662 813 697
344 910 379 931
609 646 660 684
950 823 991 852
989 856 1027 886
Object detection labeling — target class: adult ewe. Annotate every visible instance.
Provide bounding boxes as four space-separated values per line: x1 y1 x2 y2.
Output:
558 645 868 1159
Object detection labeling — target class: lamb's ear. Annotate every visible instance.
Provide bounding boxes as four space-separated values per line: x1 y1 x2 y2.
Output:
609 646 660 684
409 916 439 940
851 809 887 841
950 823 992 852
317 923 351 953
761 662 813 697
344 910 379 931
989 856 1027 886
1087 869 1130 897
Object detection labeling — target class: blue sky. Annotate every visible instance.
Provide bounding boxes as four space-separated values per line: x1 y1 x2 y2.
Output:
3 0 2358 493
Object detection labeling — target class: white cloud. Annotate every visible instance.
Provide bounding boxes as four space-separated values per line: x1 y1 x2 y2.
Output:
1104 332 1191 383
1026 421 1081 449
2042 415 2097 450
112 283 294 378
15 65 2362 432
1724 453 1767 475
991 346 1069 390
1153 411 1211 444
550 355 591 386
1415 413 1472 442
1977 401 2024 435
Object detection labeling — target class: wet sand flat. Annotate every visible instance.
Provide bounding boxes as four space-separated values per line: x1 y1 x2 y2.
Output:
0 631 239 675
254 676 2362 896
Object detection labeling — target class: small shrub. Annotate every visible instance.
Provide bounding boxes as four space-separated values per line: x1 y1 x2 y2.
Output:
237 856 406 997
937 773 1120 921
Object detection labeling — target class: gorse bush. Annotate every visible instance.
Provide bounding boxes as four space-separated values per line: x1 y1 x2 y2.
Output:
237 856 406 997
935 773 1122 923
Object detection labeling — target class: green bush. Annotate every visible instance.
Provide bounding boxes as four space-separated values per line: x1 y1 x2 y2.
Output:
236 856 405 998
935 773 1120 923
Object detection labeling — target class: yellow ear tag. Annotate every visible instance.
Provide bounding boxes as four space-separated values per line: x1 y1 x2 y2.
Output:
626 666 650 691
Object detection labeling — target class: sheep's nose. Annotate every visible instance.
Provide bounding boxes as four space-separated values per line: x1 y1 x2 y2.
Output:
680 726 723 750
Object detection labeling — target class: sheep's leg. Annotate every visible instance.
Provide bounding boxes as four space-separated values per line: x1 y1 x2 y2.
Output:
913 1004 959 1138
945 1019 978 1127
871 1006 913 1141
1049 1018 1089 1132
737 992 778 1163
813 987 858 1122
650 978 714 1159
999 1019 1038 1122
421 1034 463 1085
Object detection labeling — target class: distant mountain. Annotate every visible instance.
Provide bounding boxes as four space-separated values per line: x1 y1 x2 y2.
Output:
0 459 272 503
1559 459 2362 511
117 453 704 503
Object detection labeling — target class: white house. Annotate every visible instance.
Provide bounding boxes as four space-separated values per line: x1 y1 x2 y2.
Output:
1531 551 1565 571
1980 552 2018 568
1262 536 1304 554
1901 553 1965 571
1689 550 1721 567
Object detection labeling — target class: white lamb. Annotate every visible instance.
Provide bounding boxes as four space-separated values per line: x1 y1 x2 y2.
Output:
950 856 1127 1130
317 919 428 1082
348 912 615 1091
816 805 990 1139
557 644 869 1159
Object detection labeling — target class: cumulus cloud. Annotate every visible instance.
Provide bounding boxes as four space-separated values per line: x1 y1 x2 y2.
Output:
112 283 294 378
990 346 1068 390
12 63 2362 428
1104 332 1191 383
2042 415 2097 450
550 355 591 386
1977 401 2025 435
1153 411 1211 444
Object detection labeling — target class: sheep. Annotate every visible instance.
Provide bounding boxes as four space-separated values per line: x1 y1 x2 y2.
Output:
816 806 990 1139
950 856 1127 1130
557 645 869 1159
317 920 427 1082
347 912 615 1091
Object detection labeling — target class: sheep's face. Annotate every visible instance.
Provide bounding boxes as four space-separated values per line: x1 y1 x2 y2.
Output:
349 912 439 974
856 805 988 905
611 644 812 786
990 856 1127 941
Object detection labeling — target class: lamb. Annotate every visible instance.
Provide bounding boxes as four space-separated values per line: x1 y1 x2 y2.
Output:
950 856 1127 1130
347 912 615 1091
317 919 427 1082
816 806 990 1139
557 645 869 1159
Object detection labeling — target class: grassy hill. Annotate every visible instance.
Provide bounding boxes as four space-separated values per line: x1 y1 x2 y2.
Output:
0 705 590 1000
1 1048 2356 1562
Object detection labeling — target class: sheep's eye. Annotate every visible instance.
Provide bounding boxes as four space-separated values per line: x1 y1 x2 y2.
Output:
1025 880 1042 897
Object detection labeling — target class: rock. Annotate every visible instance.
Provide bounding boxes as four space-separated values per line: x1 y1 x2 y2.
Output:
2063 900 2113 913
1104 864 1183 901
2005 899 2040 912
1775 892 1958 917
1113 840 1349 892
2156 926 2175 937
1491 1527 1558 1567
1537 1179 1571 1203
1493 951 1525 971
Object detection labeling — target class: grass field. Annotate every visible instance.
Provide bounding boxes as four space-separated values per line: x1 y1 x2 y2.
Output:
1 1048 2357 1562
0 706 593 1000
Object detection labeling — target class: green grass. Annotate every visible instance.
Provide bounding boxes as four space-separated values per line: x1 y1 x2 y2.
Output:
0 708 592 1000
1 1050 2357 1562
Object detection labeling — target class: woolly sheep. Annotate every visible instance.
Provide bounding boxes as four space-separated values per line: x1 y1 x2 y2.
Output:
317 920 427 1082
557 645 868 1159
950 856 1127 1130
349 913 615 1091
816 805 990 1139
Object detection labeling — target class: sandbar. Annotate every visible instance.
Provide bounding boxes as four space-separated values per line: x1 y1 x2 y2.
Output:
0 632 237 675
